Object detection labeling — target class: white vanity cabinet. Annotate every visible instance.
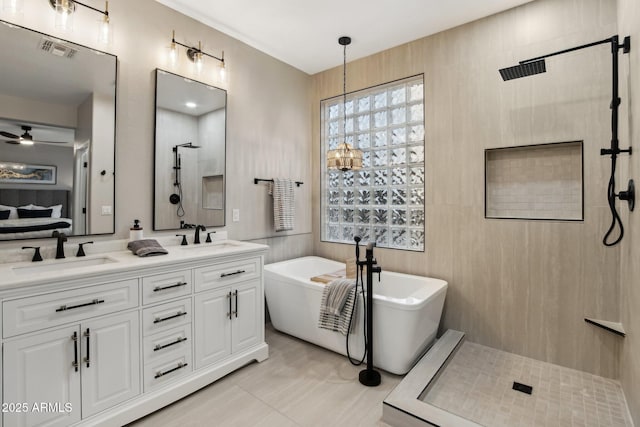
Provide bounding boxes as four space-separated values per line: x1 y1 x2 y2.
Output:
0 241 268 427
3 310 140 427
4 325 82 427
194 259 262 369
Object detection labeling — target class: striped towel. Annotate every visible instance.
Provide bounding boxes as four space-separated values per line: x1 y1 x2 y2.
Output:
268 178 295 232
318 278 357 335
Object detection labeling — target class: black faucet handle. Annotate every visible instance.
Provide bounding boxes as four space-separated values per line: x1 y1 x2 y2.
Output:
22 246 43 262
206 231 216 243
76 241 94 257
176 234 188 246
52 230 67 241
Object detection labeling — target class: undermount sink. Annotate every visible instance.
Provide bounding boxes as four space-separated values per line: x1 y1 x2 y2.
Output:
181 241 244 251
12 256 118 275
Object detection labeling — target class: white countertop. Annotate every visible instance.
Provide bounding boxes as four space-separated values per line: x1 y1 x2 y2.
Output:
0 239 268 290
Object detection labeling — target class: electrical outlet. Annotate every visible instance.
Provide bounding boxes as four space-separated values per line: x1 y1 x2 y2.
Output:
101 205 112 215
232 209 240 222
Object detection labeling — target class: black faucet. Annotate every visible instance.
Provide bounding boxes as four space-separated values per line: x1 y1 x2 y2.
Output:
52 231 67 259
76 241 94 257
22 246 43 262
194 225 206 244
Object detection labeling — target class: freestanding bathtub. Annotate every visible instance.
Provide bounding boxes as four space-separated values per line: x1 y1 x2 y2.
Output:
264 256 448 375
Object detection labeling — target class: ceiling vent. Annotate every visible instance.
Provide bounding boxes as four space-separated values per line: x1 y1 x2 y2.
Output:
38 37 78 58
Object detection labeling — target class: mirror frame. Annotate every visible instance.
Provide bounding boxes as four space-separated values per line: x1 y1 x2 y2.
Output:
152 68 227 231
0 19 117 241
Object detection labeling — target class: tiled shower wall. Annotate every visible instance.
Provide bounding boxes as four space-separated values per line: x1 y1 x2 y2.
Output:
617 0 640 423
312 0 621 380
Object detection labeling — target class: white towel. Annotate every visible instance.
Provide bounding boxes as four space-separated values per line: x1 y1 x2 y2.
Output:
268 178 295 232
318 278 357 335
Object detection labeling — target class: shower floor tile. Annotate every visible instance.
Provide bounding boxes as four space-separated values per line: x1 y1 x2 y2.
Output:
422 341 633 427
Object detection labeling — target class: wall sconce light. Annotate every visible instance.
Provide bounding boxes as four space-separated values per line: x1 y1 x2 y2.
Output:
168 30 226 83
2 0 24 14
49 0 110 45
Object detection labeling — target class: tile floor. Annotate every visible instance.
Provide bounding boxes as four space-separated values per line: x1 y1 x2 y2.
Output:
130 325 401 427
422 341 634 427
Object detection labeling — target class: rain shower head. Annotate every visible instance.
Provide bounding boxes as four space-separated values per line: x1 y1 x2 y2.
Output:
499 59 546 81
172 142 201 151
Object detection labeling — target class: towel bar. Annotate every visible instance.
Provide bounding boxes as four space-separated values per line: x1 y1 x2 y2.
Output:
254 178 303 187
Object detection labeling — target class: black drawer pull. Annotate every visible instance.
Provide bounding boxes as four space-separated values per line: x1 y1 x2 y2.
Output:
153 311 187 324
153 282 188 292
220 269 245 278
71 332 79 372
155 362 188 378
84 328 91 368
234 289 238 318
227 291 232 319
154 337 187 351
56 299 105 312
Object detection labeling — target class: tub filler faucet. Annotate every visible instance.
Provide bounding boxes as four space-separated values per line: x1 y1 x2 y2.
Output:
353 236 382 387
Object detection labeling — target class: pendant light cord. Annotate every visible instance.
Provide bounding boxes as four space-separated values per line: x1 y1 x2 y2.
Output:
343 42 347 141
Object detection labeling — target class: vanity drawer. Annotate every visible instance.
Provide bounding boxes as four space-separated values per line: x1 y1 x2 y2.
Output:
3 279 139 338
142 298 191 336
143 324 191 363
144 350 192 392
142 270 192 305
194 257 261 292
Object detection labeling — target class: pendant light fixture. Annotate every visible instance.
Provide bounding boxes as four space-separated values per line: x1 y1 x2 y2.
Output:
327 36 363 171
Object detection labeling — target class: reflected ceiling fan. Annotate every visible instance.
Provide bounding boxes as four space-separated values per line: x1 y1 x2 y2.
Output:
1 125 66 145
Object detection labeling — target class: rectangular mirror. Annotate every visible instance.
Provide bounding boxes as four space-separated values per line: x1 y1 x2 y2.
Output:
153 69 226 230
0 20 116 241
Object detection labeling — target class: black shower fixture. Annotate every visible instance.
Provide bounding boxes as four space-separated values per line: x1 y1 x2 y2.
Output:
498 59 546 81
170 142 201 217
500 35 634 246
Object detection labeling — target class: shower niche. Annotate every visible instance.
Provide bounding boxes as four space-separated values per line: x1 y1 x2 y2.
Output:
153 69 227 230
485 141 583 221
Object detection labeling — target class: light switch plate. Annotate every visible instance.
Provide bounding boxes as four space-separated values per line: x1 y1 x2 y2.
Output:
101 205 112 215
232 209 240 222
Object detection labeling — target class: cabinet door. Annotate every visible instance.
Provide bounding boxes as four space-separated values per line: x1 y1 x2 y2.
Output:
195 288 231 369
4 326 81 427
81 311 140 418
231 280 262 353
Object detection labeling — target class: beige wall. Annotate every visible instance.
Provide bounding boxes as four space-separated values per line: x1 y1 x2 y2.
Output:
0 0 313 262
312 0 622 378
617 0 640 423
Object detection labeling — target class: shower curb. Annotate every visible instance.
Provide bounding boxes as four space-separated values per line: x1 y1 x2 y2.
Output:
382 329 480 427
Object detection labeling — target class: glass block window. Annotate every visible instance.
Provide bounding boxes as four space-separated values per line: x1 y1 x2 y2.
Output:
321 75 425 251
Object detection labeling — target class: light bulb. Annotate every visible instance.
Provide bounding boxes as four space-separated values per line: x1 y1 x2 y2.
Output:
2 0 23 14
218 61 226 83
168 43 178 66
54 0 74 32
97 15 110 45
168 30 178 67
194 52 203 75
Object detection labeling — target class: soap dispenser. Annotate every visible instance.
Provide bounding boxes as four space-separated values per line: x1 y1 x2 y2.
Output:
130 219 143 241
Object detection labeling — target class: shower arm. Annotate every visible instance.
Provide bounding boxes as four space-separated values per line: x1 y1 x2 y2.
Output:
508 35 633 246
520 36 631 158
